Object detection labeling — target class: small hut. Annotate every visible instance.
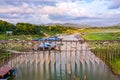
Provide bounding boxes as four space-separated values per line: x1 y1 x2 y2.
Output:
6 31 12 36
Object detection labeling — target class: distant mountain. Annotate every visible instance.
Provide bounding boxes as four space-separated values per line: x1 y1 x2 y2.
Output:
46 23 92 28
46 22 120 28
116 23 120 26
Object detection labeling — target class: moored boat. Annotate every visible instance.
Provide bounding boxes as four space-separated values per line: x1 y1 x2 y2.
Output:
0 66 16 80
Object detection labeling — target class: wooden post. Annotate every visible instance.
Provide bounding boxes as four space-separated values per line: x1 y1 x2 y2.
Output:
65 63 67 80
54 41 56 65
54 61 56 80
37 54 40 64
65 41 67 65
60 61 62 80
54 51 56 65
67 64 72 75
60 40 62 52
48 50 51 65
60 52 62 65
43 51 46 65
55 41 57 53
66 41 67 51
75 41 78 65
84 75 87 80
70 48 72 64
43 41 45 65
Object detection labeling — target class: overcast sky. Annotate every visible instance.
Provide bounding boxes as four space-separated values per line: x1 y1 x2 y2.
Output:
0 0 120 26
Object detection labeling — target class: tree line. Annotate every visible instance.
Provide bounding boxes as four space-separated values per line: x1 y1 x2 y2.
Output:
0 20 74 35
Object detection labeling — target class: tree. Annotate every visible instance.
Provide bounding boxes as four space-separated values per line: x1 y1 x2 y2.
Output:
15 23 36 35
0 20 15 33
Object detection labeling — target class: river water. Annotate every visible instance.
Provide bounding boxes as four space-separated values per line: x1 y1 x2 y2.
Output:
8 42 120 80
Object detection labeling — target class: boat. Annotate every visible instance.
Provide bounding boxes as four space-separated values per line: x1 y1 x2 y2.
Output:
0 66 16 80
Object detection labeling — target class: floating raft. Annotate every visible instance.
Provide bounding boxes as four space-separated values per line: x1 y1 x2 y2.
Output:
0 66 16 80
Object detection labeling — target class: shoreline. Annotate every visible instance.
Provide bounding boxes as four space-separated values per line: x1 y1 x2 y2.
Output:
93 52 120 77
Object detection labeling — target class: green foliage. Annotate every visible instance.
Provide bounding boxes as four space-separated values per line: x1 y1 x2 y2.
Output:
111 59 120 74
0 34 43 40
14 23 74 35
0 20 74 36
83 32 120 40
89 41 120 75
14 23 37 34
0 20 15 33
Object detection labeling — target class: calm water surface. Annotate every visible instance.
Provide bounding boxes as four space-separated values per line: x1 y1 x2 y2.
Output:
8 42 120 80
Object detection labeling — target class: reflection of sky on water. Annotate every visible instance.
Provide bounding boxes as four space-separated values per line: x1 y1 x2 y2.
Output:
9 52 119 80
8 42 120 80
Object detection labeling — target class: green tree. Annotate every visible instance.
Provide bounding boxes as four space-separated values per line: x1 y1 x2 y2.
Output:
0 20 15 33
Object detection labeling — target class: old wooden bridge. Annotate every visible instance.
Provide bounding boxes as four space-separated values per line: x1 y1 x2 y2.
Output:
0 40 120 80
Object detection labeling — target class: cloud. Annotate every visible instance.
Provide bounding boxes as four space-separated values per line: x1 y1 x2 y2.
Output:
49 14 100 21
49 14 72 21
0 0 56 7
0 13 20 19
0 0 120 26
109 0 120 9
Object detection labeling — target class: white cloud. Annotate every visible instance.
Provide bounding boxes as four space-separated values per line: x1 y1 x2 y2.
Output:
0 0 120 26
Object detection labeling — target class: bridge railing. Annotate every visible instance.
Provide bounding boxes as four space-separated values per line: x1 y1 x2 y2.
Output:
0 40 120 80
0 40 120 62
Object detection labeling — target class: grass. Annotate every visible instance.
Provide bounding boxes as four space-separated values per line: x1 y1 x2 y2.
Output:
0 30 63 40
89 41 120 75
0 34 6 40
83 29 120 75
78 28 120 33
83 32 120 40
0 53 11 59
0 34 44 40
0 50 12 66
111 59 120 75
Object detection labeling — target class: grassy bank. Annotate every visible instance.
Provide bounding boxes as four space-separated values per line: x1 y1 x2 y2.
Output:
0 34 45 40
82 28 120 75
111 59 120 75
80 28 120 40
0 50 12 66
0 30 63 40
0 41 33 66
83 32 120 40
88 40 120 75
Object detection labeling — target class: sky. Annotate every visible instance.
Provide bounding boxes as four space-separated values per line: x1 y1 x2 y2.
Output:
0 0 120 26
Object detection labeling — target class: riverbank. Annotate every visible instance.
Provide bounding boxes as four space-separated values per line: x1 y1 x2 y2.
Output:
98 56 120 76
95 53 120 76
88 40 120 76
0 33 120 77
110 60 120 76
80 28 120 76
0 50 12 67
0 41 33 67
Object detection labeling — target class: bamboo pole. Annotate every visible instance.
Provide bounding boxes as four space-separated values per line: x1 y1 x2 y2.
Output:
48 50 51 65
60 52 62 65
65 41 67 65
70 41 72 65
42 41 45 65
75 41 78 65
84 75 87 80
60 62 62 80
54 41 56 65
54 50 56 65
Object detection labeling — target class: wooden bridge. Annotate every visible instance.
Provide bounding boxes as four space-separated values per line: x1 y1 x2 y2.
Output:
0 40 120 64
0 40 120 80
0 40 103 66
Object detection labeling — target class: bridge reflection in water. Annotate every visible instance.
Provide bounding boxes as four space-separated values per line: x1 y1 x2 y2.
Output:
3 41 120 80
